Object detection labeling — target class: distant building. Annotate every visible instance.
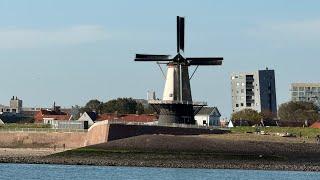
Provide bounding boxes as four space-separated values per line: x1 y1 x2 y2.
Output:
147 90 156 100
231 68 277 114
21 107 42 117
0 96 23 113
290 83 320 107
34 102 71 123
9 96 22 113
0 96 32 123
194 107 221 126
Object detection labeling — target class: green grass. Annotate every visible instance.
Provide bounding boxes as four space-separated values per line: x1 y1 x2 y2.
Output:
231 126 320 138
0 123 51 129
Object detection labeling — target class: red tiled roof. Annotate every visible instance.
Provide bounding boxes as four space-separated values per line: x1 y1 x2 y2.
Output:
310 121 320 128
95 113 157 123
122 114 156 122
96 114 117 121
34 109 70 122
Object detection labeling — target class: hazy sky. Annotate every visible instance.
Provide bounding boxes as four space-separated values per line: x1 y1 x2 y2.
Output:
0 0 319 117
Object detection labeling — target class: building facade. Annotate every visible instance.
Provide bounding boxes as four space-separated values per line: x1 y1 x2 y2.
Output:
231 69 277 114
194 107 221 126
9 96 22 113
290 83 320 107
0 96 23 113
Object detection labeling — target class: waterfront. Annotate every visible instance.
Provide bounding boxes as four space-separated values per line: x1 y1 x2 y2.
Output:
0 163 319 180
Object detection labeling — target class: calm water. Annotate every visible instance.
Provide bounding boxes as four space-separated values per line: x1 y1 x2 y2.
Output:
0 163 319 180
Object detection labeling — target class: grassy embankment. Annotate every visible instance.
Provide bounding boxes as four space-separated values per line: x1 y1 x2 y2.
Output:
231 126 320 138
54 147 283 162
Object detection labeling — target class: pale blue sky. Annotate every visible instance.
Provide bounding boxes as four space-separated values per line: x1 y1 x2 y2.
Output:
0 0 320 117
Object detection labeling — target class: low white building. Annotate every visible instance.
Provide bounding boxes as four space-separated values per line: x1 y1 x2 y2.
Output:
77 112 97 126
195 107 221 126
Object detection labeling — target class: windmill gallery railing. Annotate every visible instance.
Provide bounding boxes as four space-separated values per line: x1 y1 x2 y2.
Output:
148 100 207 106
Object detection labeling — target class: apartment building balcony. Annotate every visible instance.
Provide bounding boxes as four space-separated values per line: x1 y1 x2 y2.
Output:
246 85 254 89
246 91 254 96
246 99 255 103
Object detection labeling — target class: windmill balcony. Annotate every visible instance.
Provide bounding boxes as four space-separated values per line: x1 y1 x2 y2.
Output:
148 100 207 106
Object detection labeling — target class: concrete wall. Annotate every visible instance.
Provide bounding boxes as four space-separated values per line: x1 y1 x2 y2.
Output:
0 131 87 148
84 121 109 146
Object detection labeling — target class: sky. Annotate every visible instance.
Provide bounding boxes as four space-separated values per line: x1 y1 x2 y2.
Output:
0 0 320 117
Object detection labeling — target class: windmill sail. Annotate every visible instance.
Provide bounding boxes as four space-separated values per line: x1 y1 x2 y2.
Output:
177 16 185 53
187 57 223 65
135 54 171 61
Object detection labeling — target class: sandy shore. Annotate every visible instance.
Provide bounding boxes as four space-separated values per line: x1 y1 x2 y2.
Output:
0 134 319 171
0 148 64 158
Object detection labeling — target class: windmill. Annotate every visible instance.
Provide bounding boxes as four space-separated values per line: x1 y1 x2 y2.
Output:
135 16 223 124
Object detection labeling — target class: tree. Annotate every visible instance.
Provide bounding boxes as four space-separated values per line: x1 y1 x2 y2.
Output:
81 98 157 115
70 105 81 120
101 98 145 114
260 110 276 120
81 99 102 114
231 109 262 125
278 101 319 122
143 105 157 114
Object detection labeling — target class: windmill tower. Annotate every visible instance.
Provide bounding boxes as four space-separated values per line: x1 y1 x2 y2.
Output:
135 16 223 125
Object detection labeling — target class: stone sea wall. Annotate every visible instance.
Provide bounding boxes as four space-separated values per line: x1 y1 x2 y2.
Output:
0 122 228 149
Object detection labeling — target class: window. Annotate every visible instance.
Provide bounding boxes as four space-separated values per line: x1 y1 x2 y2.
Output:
241 103 244 106
241 83 245 86
231 76 235 80
236 82 240 86
241 89 244 93
236 104 239 107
